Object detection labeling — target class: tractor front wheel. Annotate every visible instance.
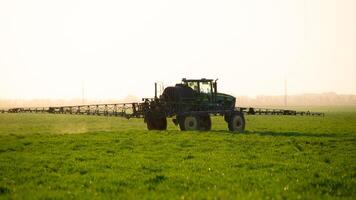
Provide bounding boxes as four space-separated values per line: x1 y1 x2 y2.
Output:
228 112 245 132
179 115 211 131
179 115 199 131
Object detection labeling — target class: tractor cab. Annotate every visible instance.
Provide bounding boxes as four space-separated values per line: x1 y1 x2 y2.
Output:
181 78 235 109
161 78 235 110
180 78 220 103
181 78 216 95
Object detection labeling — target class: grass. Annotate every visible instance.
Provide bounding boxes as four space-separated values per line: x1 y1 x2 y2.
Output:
0 106 355 199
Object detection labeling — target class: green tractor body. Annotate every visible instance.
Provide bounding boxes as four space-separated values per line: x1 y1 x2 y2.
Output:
161 78 236 111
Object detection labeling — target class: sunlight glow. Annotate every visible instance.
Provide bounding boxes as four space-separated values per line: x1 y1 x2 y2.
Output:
0 0 355 100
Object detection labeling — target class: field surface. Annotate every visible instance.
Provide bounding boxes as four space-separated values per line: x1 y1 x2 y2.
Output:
0 106 355 199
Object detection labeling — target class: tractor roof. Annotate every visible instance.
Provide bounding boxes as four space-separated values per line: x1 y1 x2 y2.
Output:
182 78 214 83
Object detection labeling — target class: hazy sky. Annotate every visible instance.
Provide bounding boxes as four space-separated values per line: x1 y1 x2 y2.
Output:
0 0 355 100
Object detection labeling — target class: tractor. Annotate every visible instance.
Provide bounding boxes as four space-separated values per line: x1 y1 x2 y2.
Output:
142 78 245 132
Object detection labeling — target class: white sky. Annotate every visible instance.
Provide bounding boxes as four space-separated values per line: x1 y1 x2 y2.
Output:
0 0 355 100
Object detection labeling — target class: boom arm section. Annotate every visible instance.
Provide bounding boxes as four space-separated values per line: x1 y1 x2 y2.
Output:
1 103 145 118
237 107 324 116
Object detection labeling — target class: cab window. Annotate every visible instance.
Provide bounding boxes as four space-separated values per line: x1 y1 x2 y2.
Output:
187 82 199 92
200 82 211 94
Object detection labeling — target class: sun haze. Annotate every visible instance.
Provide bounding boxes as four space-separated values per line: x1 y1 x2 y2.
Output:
0 0 355 100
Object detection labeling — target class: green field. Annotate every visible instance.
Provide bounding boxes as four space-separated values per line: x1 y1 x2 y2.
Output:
0 107 355 199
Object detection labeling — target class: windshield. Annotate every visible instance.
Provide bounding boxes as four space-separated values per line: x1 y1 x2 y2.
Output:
200 82 211 93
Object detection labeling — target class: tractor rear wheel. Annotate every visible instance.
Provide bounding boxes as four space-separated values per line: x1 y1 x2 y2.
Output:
228 112 245 132
179 115 199 131
156 117 167 130
147 119 155 130
199 115 211 131
146 116 167 130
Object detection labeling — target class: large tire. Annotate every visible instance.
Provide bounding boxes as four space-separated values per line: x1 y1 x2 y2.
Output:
179 115 199 131
146 116 167 131
156 117 167 130
199 115 211 131
147 118 155 130
228 112 245 132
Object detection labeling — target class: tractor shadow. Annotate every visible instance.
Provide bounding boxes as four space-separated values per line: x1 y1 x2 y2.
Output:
209 130 338 138
85 129 341 138
245 130 338 138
